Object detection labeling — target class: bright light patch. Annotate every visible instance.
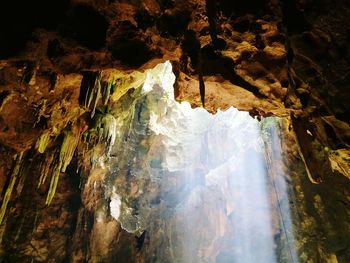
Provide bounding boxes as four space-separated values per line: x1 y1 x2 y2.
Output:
110 189 122 221
109 62 298 262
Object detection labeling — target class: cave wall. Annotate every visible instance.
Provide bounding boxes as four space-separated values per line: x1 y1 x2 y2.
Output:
0 0 349 262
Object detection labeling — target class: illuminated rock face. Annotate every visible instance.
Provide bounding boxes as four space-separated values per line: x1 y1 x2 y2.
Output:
107 62 294 262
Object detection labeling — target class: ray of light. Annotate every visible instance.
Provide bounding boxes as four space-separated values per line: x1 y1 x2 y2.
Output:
108 62 299 263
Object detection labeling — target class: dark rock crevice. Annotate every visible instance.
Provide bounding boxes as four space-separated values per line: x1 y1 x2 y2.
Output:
59 4 109 50
0 0 70 58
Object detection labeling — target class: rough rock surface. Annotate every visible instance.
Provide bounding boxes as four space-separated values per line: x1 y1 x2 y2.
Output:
0 0 349 262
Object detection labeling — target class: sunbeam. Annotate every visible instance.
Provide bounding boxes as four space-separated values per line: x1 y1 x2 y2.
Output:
109 62 299 263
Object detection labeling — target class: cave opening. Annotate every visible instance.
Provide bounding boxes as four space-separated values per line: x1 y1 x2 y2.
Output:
103 62 299 262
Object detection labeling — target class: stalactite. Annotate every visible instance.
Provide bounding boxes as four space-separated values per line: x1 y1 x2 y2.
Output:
46 169 60 205
83 72 101 118
60 130 80 173
82 72 117 118
35 131 51 154
0 152 24 224
0 216 6 245
32 211 38 235
37 153 54 188
84 110 117 158
45 127 80 205
99 114 117 154
102 76 116 106
90 77 101 118
14 216 25 242
15 157 30 196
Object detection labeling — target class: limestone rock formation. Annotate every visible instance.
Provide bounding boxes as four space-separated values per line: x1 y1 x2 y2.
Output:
0 0 349 262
